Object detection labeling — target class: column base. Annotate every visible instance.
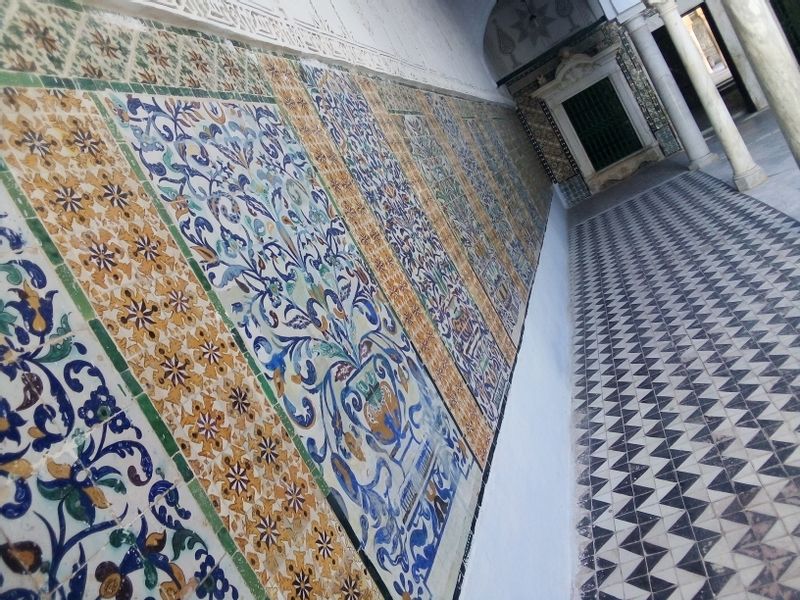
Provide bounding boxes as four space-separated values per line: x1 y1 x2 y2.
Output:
688 152 718 170
733 164 768 191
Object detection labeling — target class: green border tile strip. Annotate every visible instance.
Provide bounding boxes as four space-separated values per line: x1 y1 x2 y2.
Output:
90 90 331 495
0 170 267 599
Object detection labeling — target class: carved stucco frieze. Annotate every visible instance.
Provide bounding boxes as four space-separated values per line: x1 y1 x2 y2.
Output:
92 0 508 102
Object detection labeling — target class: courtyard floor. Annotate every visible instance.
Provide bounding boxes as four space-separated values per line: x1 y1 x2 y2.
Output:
571 110 800 599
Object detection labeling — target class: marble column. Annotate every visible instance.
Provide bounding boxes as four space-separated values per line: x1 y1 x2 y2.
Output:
722 0 800 170
624 12 716 169
647 0 767 191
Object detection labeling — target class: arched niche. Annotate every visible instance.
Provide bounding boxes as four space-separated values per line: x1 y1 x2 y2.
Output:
483 0 606 83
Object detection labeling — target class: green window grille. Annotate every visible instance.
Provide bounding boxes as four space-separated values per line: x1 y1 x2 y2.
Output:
562 77 643 171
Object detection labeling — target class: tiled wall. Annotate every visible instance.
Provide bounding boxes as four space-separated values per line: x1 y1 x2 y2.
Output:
0 1 550 598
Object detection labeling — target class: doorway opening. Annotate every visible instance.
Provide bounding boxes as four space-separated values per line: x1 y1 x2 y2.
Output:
652 3 756 132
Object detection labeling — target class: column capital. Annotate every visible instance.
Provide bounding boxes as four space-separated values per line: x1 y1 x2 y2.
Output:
644 0 678 16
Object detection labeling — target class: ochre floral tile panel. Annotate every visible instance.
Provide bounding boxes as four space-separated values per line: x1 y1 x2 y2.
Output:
106 89 482 599
399 110 524 342
0 188 248 598
0 1 555 598
262 55 494 467
356 74 518 357
0 86 379 600
299 61 511 427
422 91 535 284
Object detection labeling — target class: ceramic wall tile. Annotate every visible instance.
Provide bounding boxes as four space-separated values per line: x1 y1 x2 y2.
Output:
464 116 542 263
68 11 136 81
0 192 244 599
105 89 482 598
262 55 495 467
0 2 553 598
423 91 535 284
131 27 181 86
472 111 546 239
460 109 540 261
176 34 218 91
0 0 80 75
400 111 524 342
300 61 510 429
215 42 249 93
495 114 552 223
357 75 518 356
0 86 379 600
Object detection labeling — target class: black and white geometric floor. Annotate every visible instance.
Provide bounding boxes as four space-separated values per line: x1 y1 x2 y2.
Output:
572 171 800 600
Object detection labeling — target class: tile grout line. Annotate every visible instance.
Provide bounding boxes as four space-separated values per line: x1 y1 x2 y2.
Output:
89 90 334 500
0 157 267 600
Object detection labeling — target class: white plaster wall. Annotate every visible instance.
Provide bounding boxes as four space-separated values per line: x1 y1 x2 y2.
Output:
460 192 574 599
103 0 510 103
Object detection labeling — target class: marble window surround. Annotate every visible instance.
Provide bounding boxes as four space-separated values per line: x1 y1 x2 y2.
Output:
532 43 663 193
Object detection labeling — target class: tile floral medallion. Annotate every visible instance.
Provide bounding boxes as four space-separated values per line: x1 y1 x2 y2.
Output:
105 91 482 599
0 1 553 598
299 61 511 426
425 92 535 284
401 113 523 339
0 188 247 599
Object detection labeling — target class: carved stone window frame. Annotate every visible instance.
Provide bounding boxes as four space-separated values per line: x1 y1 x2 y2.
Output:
533 43 662 191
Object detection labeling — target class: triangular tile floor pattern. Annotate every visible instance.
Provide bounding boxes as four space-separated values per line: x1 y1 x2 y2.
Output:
572 171 800 600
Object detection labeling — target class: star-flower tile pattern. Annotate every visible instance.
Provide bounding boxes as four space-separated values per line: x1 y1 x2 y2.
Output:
300 61 510 428
68 11 135 81
0 86 379 600
0 0 80 75
0 2 554 598
0 185 248 599
462 115 541 258
574 172 800 600
357 74 517 357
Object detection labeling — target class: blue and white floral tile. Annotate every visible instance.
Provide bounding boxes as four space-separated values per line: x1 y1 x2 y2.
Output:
101 479 243 600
